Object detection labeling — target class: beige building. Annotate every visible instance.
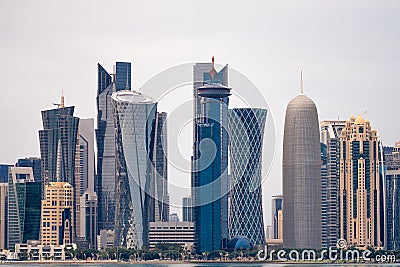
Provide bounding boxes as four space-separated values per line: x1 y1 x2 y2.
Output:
339 115 382 249
40 182 74 246
0 183 8 250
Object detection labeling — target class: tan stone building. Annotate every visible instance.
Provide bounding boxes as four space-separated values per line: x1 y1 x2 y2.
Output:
339 115 382 249
40 182 74 245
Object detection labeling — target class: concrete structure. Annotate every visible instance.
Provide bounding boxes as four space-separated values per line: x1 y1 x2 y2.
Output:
271 195 283 240
0 183 8 249
339 116 383 249
40 182 74 246
228 108 267 246
7 167 41 250
282 74 321 249
14 242 76 261
112 90 157 249
182 196 193 222
383 142 400 250
149 221 195 251
320 120 346 248
97 229 114 250
96 62 131 231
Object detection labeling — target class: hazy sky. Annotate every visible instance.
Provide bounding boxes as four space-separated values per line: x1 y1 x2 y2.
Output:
1 0 400 226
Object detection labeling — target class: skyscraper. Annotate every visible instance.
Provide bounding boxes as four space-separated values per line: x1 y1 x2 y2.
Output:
0 182 8 249
182 196 193 222
79 191 98 249
339 116 383 249
15 157 41 183
228 108 267 246
0 164 13 183
192 77 231 253
39 94 79 189
40 182 74 246
282 74 321 249
112 90 157 249
7 167 41 249
96 62 131 231
271 195 283 240
320 120 346 248
151 112 169 222
383 142 400 250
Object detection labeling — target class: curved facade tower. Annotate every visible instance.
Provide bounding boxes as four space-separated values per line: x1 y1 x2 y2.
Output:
112 90 157 249
282 79 321 249
228 108 267 246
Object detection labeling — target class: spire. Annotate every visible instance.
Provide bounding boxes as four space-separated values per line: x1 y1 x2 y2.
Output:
125 67 130 90
209 56 217 79
60 89 65 108
300 71 304 95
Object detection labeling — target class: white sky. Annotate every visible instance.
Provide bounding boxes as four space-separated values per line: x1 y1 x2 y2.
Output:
1 0 400 226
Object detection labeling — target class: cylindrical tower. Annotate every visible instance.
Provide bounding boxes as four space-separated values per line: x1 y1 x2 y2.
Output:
282 88 322 249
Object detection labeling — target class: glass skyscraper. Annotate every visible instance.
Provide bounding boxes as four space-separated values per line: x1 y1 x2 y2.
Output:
271 195 283 239
151 112 169 222
15 157 41 183
96 62 131 231
7 167 41 249
228 108 267 246
383 143 400 250
112 90 157 249
320 120 346 248
192 80 230 253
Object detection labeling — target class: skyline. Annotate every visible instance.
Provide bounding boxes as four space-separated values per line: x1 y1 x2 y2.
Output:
1 0 400 226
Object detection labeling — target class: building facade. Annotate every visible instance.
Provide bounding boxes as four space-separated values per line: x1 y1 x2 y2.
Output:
7 167 41 249
112 90 157 249
15 157 41 183
228 108 267 246
40 182 74 246
339 116 382 249
282 79 321 249
271 195 283 240
192 76 230 253
96 62 131 231
79 191 98 249
149 221 195 251
383 142 400 250
151 112 169 222
182 196 193 222
0 183 8 249
320 120 346 248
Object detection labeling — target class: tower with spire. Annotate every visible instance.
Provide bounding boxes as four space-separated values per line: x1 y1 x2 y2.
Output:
282 72 322 249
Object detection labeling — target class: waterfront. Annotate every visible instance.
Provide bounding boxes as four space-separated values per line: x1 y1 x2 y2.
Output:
0 262 399 267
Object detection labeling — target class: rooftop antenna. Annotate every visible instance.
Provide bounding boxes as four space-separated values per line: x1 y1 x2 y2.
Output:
60 89 65 108
300 70 304 94
209 56 217 79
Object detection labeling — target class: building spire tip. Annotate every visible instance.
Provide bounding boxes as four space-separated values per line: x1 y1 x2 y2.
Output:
300 70 304 95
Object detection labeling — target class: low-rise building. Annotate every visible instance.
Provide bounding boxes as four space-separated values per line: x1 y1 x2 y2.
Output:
149 221 194 251
14 242 76 261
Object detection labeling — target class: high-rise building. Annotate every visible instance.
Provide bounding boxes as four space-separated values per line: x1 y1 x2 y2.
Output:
0 164 13 183
339 116 383 249
151 112 169 222
0 182 8 249
192 62 231 253
320 120 346 248
7 167 41 249
383 142 400 250
228 108 267 246
79 191 98 249
282 74 321 249
182 196 193 222
96 62 131 231
112 90 157 249
15 157 41 182
40 182 74 246
272 195 283 240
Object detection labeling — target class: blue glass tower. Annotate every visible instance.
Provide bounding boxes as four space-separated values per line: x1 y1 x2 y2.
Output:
192 82 230 253
228 108 267 246
96 62 131 231
15 157 42 184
